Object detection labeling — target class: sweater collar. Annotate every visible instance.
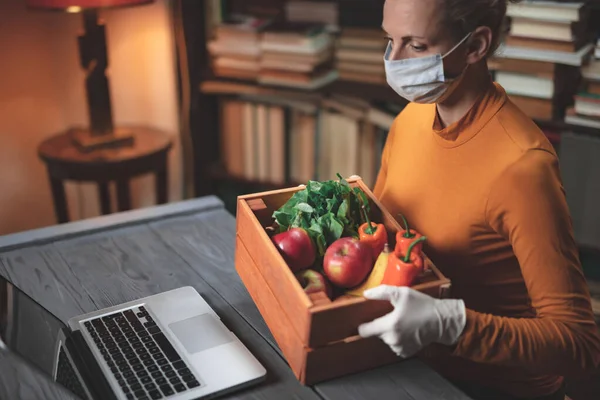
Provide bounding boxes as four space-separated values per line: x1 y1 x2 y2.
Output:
430 79 507 148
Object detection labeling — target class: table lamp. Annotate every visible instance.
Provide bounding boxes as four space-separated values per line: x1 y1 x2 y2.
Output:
26 0 154 151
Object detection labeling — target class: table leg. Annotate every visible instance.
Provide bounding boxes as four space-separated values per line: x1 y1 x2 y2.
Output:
98 182 111 215
116 179 131 212
49 177 69 223
156 166 168 205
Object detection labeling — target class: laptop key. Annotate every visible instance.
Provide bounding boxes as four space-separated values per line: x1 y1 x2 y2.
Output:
140 376 152 384
124 309 137 322
172 361 186 370
165 371 177 379
156 377 167 385
147 326 161 335
152 333 181 362
159 364 171 372
169 377 180 385
126 394 134 400
141 354 152 361
174 383 187 393
144 382 157 390
148 390 162 400
141 336 153 343
137 370 149 378
187 380 200 389
127 377 139 385
151 371 163 379
157 359 169 366
144 359 155 367
177 368 190 376
123 371 135 380
130 359 142 366
133 364 145 372
118 379 127 388
159 385 174 396
147 365 159 373
182 375 195 383
133 390 146 399
131 383 143 392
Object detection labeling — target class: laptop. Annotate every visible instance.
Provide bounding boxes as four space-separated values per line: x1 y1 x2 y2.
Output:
0 274 267 400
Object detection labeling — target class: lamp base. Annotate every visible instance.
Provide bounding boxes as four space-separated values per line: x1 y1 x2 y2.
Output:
69 127 135 152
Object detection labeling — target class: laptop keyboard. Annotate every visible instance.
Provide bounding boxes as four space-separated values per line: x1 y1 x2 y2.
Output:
56 346 89 400
84 306 201 400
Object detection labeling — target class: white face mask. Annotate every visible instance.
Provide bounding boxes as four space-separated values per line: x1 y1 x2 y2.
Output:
384 33 472 104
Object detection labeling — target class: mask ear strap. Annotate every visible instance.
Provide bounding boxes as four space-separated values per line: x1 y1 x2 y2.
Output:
442 32 473 59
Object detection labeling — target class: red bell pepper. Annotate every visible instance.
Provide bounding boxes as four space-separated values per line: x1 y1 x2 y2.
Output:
382 236 427 287
358 206 388 261
395 214 424 257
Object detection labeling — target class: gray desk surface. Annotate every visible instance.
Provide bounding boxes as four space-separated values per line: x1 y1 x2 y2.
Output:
0 196 471 400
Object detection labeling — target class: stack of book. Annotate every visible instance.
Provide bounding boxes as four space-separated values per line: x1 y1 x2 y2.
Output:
490 1 595 120
284 1 340 33
258 21 338 90
565 60 600 129
335 28 387 85
217 94 395 187
207 15 271 81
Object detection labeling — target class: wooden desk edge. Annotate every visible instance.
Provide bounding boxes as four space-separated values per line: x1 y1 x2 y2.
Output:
0 196 225 252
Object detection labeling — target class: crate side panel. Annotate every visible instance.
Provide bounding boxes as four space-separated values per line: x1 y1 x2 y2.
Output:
304 336 400 385
236 199 313 344
235 236 307 380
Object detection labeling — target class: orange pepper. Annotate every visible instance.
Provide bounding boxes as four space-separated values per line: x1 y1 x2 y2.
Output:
395 214 424 258
358 206 388 261
382 236 427 287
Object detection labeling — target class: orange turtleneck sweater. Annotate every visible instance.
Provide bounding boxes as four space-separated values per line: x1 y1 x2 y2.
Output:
373 81 600 397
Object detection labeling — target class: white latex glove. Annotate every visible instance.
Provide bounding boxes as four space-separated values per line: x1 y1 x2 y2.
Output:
358 285 467 358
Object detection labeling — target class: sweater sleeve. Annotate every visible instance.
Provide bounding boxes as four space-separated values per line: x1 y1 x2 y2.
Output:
373 117 399 198
452 149 600 377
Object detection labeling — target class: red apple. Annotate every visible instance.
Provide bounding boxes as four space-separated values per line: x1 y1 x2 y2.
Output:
295 269 332 299
323 237 373 288
272 228 316 272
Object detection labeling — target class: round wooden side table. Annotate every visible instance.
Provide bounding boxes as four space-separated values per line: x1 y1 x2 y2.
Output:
38 126 173 224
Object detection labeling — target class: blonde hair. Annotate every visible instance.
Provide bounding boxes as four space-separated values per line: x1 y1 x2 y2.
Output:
440 0 521 56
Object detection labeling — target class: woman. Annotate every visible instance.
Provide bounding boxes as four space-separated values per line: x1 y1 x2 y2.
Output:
357 0 600 399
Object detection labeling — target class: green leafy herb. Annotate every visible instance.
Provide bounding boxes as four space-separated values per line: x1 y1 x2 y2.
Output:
272 174 370 258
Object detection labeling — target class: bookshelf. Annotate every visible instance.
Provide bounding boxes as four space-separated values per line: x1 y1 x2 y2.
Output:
178 0 600 215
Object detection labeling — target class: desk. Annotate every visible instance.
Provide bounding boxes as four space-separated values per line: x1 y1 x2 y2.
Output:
0 196 471 400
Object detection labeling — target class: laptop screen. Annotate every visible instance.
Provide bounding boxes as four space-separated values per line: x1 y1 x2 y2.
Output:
0 273 81 398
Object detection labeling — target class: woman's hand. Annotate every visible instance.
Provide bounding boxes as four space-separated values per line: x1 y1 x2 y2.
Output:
358 285 467 358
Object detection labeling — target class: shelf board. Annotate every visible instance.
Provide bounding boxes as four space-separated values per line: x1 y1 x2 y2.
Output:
199 77 406 105
209 166 304 192
534 119 600 137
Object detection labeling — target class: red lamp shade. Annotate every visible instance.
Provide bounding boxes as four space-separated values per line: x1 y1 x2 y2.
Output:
25 0 153 11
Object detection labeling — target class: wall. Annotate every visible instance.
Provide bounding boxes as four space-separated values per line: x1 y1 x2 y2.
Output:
0 0 182 236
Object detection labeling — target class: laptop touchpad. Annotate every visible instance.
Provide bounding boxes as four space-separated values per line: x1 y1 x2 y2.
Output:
168 313 234 354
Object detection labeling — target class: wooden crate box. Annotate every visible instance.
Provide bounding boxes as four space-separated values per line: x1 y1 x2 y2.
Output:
234 177 451 385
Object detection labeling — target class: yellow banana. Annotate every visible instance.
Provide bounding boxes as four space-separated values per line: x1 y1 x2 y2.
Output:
346 243 390 297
